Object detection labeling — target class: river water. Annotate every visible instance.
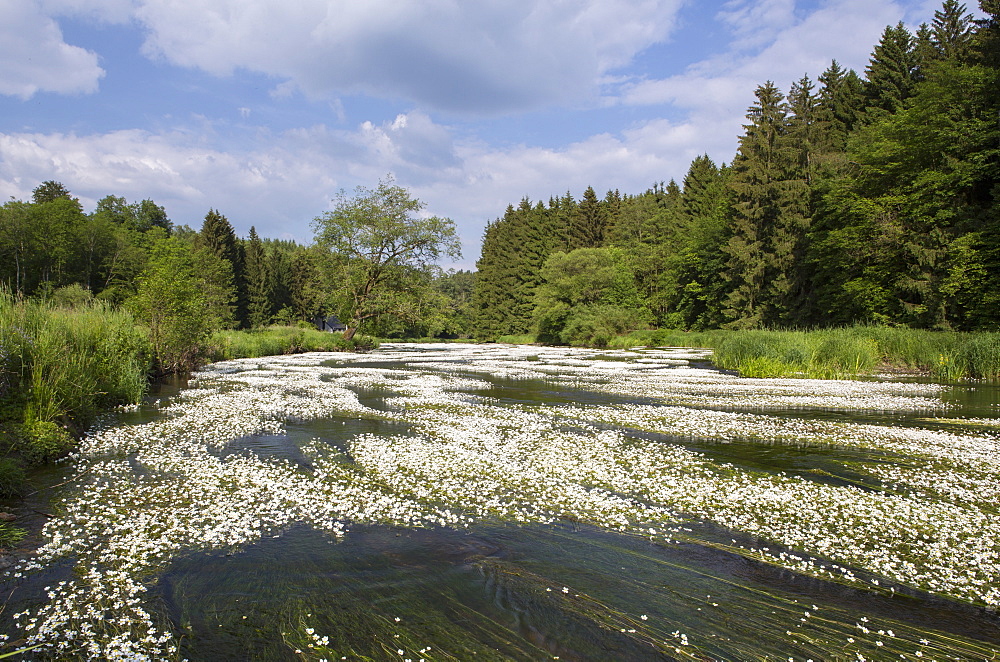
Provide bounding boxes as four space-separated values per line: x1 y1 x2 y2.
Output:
1 343 998 661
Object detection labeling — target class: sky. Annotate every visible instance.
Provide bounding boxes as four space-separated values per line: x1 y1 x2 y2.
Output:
0 0 971 268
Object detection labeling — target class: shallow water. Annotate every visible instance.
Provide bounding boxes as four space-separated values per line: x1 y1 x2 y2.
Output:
2 343 999 660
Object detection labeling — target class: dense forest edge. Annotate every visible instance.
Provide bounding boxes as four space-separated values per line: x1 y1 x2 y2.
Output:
473 1 999 341
0 1 997 543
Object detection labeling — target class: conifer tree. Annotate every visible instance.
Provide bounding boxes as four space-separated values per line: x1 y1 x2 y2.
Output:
817 61 865 151
913 23 940 79
198 209 247 327
973 0 1000 66
289 248 326 322
932 0 975 61
244 226 272 328
672 158 731 329
569 186 607 249
723 81 788 328
769 77 817 322
864 22 918 118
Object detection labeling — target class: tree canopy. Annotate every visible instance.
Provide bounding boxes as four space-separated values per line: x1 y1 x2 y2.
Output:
311 177 461 340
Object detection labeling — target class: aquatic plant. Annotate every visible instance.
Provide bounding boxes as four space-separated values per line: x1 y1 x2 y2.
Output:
2 344 997 659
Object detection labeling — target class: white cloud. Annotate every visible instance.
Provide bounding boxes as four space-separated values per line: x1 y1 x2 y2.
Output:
0 106 719 266
0 0 105 98
60 0 685 114
717 0 798 51
618 0 908 138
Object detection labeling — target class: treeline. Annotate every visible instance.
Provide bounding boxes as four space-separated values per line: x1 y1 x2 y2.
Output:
0 182 475 370
472 0 1000 344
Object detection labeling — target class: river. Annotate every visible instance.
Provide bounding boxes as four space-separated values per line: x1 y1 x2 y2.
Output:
1 343 998 660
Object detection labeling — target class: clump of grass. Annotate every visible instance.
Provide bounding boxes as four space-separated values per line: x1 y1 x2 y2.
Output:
0 289 150 453
206 325 379 361
629 325 1000 382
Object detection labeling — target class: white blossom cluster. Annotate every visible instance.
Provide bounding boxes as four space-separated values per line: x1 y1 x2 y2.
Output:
3 344 998 659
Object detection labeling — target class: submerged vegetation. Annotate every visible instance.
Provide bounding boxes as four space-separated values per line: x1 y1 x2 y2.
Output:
1 345 997 659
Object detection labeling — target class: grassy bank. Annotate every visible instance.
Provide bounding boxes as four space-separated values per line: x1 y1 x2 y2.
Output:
0 292 151 544
206 325 378 361
0 296 378 544
500 326 1000 382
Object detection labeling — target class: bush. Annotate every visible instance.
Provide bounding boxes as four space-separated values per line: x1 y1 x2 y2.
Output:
20 420 73 463
558 305 645 347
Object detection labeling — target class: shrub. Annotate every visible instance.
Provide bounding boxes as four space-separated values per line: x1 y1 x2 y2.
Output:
20 420 74 463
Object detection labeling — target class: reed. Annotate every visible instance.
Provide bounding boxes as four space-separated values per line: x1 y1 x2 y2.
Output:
0 290 151 531
0 291 150 437
625 325 1000 382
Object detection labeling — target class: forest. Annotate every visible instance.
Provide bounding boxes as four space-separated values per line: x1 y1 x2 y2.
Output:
0 181 474 356
472 0 1000 345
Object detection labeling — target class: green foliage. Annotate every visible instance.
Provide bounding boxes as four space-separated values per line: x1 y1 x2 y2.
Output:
206 326 378 361
533 247 650 345
19 420 74 463
244 226 272 328
49 283 94 308
0 289 150 476
312 176 461 341
129 234 226 374
0 457 26 497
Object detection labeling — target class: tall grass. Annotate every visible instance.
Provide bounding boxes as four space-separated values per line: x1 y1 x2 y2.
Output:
206 325 378 361
620 325 1000 382
0 290 151 535
0 290 150 436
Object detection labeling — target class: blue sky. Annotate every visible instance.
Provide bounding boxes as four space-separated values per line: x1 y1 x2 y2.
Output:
0 0 968 268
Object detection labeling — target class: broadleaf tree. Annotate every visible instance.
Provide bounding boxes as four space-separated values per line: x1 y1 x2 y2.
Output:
312 177 461 340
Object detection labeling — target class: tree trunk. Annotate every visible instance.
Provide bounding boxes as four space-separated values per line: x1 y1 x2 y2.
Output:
343 326 357 341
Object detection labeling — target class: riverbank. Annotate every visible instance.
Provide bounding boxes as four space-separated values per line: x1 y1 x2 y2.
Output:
501 326 1000 382
0 292 377 543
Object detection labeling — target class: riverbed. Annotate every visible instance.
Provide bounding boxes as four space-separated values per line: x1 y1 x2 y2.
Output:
1 343 998 660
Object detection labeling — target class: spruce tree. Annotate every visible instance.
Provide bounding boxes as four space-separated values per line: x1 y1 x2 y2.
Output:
569 186 607 249
244 226 272 328
198 209 247 327
673 158 731 329
723 81 788 328
932 0 975 61
864 22 918 118
913 23 940 79
770 77 817 323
